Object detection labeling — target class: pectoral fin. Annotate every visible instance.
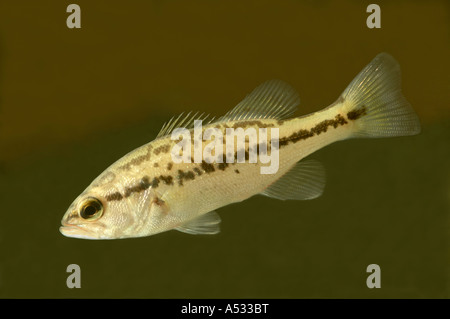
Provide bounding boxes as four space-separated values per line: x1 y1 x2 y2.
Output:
175 211 221 235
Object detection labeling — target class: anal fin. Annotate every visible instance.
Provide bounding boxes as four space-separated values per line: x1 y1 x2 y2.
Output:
175 211 221 235
260 159 326 200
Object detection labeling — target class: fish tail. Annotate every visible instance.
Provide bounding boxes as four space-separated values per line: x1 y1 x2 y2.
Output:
340 53 421 138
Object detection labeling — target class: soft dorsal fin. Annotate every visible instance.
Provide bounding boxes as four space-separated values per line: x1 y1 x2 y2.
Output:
175 211 221 235
156 112 214 138
218 79 300 122
260 159 326 200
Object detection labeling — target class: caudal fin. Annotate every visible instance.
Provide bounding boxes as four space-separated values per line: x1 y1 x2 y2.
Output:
341 53 421 138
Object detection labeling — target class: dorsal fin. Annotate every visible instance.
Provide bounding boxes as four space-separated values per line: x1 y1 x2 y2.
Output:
218 79 300 122
155 80 299 138
156 112 214 138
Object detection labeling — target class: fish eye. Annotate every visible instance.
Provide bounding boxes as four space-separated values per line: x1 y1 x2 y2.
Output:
79 197 103 220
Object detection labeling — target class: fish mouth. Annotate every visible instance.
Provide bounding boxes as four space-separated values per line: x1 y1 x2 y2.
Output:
59 223 97 240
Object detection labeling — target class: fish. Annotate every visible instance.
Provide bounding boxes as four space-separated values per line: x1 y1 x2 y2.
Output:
60 53 421 240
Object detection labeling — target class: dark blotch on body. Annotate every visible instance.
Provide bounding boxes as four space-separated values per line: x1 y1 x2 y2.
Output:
159 175 174 185
347 106 367 120
218 162 229 171
124 176 152 197
105 192 123 202
151 177 160 188
193 167 203 176
201 161 215 173
153 144 171 155
177 169 196 186
118 146 153 171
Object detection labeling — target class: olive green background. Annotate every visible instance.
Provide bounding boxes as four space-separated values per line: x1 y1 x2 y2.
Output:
0 1 449 298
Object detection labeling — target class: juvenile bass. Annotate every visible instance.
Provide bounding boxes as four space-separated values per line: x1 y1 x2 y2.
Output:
60 53 420 239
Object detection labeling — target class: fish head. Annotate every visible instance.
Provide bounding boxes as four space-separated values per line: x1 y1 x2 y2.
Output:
60 187 138 240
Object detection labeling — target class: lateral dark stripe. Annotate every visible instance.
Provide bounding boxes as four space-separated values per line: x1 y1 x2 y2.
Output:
279 114 348 146
106 174 174 201
107 111 362 201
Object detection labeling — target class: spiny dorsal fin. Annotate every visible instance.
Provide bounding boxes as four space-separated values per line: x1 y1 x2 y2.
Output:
218 79 300 122
156 112 214 138
260 159 326 201
175 211 221 235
